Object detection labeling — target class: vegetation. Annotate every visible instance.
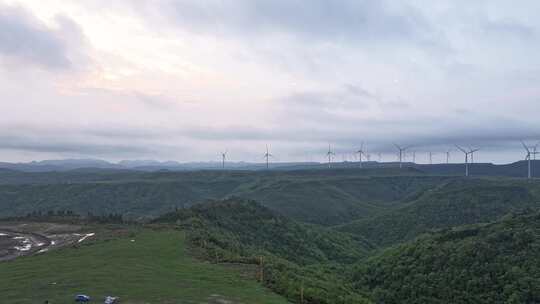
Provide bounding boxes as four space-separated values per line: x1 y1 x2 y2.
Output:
154 198 373 303
0 227 289 304
3 168 540 303
351 210 540 303
339 179 540 246
0 170 449 225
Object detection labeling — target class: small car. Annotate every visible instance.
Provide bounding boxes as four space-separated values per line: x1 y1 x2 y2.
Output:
104 296 119 304
75 294 91 302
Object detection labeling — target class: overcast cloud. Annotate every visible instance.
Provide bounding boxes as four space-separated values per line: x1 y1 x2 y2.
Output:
0 0 539 164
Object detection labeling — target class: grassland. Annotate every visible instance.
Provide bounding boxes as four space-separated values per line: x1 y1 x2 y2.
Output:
0 227 289 304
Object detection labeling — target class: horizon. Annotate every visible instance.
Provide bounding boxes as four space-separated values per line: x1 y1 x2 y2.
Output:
1 1 540 163
1 155 537 167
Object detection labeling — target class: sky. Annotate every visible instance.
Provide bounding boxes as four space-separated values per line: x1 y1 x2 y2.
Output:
0 0 539 164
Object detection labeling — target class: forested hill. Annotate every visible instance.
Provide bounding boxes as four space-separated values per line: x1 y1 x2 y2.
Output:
0 171 448 225
338 179 540 247
154 198 373 303
154 198 372 264
351 211 540 304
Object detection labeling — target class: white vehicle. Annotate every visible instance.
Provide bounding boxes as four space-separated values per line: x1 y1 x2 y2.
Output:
104 296 119 304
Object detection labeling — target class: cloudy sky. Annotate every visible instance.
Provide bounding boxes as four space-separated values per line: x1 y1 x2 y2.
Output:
1 0 539 164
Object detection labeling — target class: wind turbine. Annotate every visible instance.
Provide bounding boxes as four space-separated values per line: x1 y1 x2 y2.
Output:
220 150 227 169
429 152 436 165
356 142 367 168
263 145 272 169
445 149 452 164
521 141 539 179
411 151 416 163
469 147 478 164
394 144 410 168
455 145 479 177
326 144 335 169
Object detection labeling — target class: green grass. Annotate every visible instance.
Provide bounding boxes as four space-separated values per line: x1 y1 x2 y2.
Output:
0 229 289 304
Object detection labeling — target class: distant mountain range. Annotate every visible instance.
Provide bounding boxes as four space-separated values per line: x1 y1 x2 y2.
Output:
0 158 321 172
0 158 539 177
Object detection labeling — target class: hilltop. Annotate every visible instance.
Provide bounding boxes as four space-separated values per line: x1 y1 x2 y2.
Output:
0 225 289 304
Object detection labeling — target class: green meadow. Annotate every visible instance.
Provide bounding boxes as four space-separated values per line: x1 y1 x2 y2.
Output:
0 229 289 304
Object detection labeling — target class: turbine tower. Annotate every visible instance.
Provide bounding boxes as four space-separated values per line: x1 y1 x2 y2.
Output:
221 150 227 169
521 141 539 179
263 145 272 169
429 152 436 165
469 147 478 163
326 144 335 169
446 149 452 164
356 142 366 168
455 145 479 177
394 144 410 168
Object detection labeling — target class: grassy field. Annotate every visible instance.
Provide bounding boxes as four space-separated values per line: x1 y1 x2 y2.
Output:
0 228 289 304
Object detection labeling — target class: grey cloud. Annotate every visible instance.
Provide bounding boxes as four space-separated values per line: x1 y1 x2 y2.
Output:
0 114 539 161
140 0 439 47
0 135 154 155
0 4 87 69
483 19 536 39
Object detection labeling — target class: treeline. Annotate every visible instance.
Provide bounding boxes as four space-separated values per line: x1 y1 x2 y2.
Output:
6 210 126 224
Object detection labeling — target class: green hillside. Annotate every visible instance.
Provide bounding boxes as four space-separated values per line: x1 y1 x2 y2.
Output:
0 227 289 304
155 199 373 303
351 211 540 303
339 179 540 247
0 170 449 225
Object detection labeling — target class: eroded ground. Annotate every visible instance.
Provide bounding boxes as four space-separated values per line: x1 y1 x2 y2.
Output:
0 222 95 261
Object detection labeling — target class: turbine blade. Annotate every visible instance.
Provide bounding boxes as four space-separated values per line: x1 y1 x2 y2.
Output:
455 144 467 153
521 140 530 153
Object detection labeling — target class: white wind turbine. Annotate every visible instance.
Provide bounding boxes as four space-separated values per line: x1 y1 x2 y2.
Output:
326 144 335 169
445 149 452 164
429 151 436 165
469 146 479 164
521 141 539 179
263 145 272 169
455 145 479 177
220 150 227 169
394 144 410 168
356 142 367 168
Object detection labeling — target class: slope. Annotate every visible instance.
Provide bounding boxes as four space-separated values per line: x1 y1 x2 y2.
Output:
155 198 373 303
339 179 540 247
351 211 540 304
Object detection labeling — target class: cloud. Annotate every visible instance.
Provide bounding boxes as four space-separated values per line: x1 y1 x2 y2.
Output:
134 0 440 48
0 3 88 70
1 1 540 164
